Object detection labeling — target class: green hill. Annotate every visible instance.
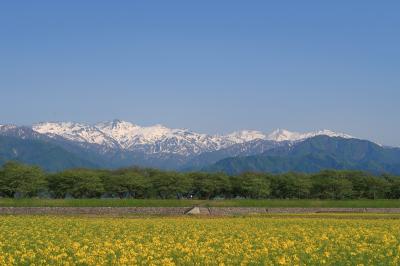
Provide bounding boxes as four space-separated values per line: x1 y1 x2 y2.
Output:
206 136 400 175
0 136 98 171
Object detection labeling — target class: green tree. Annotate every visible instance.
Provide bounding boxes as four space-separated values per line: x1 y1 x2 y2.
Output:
342 171 372 199
0 161 46 197
388 179 400 199
270 173 311 199
311 171 353 199
191 172 231 199
232 173 270 199
47 169 104 198
150 171 192 199
363 177 389 199
103 172 150 198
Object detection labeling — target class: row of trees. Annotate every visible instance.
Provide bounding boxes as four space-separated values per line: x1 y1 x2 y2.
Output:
1 161 400 199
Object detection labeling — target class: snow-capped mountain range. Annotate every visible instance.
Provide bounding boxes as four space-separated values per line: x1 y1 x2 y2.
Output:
28 120 353 155
0 119 356 170
2 120 400 175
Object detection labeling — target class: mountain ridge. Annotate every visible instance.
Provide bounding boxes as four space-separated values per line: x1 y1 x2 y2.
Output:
205 136 400 175
29 119 356 152
3 119 393 172
0 135 98 172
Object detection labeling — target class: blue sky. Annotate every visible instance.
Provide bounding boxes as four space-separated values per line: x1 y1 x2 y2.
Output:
0 1 399 146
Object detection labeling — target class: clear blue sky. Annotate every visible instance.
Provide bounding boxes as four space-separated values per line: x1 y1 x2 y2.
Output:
0 1 399 146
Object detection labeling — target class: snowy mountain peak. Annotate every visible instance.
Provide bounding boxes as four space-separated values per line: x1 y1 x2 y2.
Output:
95 120 192 149
267 129 298 142
310 129 353 139
267 128 353 142
226 130 267 143
0 124 17 131
32 122 119 148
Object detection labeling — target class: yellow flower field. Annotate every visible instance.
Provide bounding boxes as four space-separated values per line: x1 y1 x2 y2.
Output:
0 215 399 265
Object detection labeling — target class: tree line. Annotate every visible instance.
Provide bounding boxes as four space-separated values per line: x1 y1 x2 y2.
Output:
1 161 400 199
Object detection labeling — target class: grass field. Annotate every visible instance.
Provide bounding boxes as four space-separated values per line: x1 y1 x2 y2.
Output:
0 214 400 265
1 198 400 208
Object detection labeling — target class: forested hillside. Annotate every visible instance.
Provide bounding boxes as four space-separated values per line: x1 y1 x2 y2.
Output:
0 136 98 172
207 136 400 175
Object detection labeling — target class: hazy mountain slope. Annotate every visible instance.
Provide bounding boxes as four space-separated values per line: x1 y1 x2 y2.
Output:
206 136 400 175
0 125 115 167
0 136 98 171
181 139 290 170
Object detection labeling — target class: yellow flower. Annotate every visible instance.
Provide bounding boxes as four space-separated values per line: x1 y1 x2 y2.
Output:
0 214 399 265
277 256 287 265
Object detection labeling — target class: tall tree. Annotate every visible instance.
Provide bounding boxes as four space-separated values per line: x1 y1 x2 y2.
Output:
191 172 231 199
151 171 192 199
48 169 104 198
102 172 150 198
232 173 271 199
0 161 46 197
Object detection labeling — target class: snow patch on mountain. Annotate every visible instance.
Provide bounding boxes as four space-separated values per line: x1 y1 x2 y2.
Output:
96 120 197 148
226 130 267 143
0 124 17 132
32 122 119 148
267 129 353 142
95 120 234 155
